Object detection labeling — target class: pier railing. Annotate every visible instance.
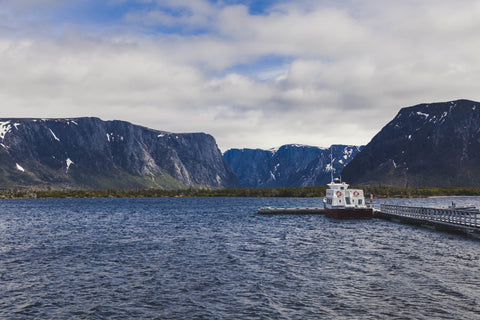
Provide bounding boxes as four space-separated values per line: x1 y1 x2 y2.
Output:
380 204 480 228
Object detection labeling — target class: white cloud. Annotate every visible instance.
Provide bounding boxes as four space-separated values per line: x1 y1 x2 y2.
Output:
1 0 480 151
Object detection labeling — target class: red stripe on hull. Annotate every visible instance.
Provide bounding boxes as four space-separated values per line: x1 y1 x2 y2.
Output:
324 208 373 219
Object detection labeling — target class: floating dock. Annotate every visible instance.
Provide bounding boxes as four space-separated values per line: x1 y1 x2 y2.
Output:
258 207 325 215
258 203 480 238
375 204 480 238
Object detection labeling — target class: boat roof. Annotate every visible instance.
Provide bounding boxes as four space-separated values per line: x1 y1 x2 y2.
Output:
327 181 349 189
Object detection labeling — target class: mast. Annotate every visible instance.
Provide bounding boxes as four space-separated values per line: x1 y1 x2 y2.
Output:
330 147 333 183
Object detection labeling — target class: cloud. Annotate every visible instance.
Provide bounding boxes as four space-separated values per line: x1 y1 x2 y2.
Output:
1 0 480 151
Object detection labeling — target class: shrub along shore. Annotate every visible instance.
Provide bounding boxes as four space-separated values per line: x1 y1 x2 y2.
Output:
1 185 480 199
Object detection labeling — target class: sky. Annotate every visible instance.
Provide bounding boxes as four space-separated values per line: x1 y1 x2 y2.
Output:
1 0 480 151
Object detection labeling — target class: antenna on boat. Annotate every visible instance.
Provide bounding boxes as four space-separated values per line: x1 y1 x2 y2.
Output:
330 147 333 183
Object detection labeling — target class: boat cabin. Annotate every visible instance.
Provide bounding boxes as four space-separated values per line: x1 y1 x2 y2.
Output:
325 181 367 209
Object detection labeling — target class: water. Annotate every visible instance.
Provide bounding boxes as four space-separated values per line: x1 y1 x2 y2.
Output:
1 197 479 319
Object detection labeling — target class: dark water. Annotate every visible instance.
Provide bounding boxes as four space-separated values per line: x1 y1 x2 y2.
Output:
1 197 479 319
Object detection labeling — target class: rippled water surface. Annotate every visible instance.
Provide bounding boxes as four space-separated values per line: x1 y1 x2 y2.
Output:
1 197 480 319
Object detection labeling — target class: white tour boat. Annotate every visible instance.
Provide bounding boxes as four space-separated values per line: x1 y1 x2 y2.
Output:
324 179 373 219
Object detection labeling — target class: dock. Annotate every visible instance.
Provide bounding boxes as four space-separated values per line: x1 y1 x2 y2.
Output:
258 206 325 215
376 204 480 238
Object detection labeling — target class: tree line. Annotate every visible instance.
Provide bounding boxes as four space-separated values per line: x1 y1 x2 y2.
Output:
1 185 480 199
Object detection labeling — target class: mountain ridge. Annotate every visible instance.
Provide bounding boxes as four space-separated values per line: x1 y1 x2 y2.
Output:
223 144 363 188
0 117 239 189
342 99 480 187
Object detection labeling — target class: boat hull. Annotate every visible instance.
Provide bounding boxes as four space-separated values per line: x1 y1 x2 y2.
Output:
324 207 373 219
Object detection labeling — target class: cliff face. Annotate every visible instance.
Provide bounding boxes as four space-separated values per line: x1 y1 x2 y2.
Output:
0 117 239 189
342 99 480 187
223 144 362 188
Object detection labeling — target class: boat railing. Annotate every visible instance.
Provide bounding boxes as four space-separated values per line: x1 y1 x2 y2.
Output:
380 204 480 228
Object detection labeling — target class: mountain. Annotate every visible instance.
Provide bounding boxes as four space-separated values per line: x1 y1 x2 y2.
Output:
223 144 363 188
342 99 480 187
0 117 239 189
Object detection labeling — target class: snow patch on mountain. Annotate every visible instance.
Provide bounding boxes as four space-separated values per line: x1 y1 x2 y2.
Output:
343 147 353 157
16 163 25 172
66 158 74 173
270 171 276 180
0 121 19 140
417 111 429 118
0 121 12 139
49 129 60 142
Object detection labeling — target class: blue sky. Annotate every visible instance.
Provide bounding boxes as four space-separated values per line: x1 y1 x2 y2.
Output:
21 1 288 33
1 0 480 150
54 1 286 23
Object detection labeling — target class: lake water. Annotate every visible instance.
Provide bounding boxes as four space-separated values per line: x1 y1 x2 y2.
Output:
1 196 479 319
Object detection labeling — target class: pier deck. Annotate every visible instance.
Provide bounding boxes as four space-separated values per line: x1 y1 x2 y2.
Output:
376 204 480 237
258 207 325 215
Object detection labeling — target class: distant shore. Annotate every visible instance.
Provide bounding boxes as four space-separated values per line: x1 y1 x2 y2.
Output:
1 185 480 199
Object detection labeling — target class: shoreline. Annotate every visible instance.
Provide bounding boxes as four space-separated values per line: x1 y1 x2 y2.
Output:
1 185 480 199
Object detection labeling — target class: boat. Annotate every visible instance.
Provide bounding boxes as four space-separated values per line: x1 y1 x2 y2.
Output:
447 202 479 212
323 178 373 219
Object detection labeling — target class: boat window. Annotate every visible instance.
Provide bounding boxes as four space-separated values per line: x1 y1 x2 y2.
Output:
340 187 344 190
345 197 350 205
359 199 362 205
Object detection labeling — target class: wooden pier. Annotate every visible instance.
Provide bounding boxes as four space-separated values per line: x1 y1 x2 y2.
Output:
258 207 325 215
376 204 480 237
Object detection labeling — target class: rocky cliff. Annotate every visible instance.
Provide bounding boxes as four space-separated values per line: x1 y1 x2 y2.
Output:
223 144 362 188
342 99 480 187
0 117 239 189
